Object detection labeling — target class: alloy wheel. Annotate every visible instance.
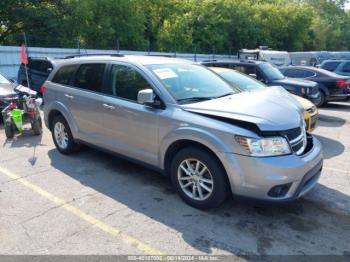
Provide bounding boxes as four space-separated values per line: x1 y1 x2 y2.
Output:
54 122 68 149
177 158 214 201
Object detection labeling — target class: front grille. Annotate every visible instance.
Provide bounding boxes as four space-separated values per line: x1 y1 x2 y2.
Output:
284 127 301 141
283 127 307 155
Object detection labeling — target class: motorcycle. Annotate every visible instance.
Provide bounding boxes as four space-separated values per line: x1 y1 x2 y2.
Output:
1 85 43 139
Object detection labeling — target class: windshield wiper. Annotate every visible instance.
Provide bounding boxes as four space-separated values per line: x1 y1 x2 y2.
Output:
177 92 235 103
177 97 213 103
213 92 235 99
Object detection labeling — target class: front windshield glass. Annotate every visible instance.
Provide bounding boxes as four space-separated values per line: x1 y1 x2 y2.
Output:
217 70 266 90
259 63 284 81
0 73 10 84
146 63 240 104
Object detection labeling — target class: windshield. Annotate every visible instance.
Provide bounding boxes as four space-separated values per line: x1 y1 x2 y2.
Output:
146 63 240 104
259 63 284 81
0 73 10 84
216 69 266 90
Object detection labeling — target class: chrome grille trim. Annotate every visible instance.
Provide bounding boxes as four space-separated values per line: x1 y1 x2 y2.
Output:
284 124 307 156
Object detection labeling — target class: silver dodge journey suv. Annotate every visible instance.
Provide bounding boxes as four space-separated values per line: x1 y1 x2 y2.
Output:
43 54 323 209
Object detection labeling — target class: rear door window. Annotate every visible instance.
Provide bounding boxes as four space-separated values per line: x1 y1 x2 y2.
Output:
285 69 315 78
74 63 106 92
52 65 78 85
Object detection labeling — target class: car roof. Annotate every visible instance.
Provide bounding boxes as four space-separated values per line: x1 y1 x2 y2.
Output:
321 60 349 64
209 67 234 73
202 60 265 66
54 55 191 66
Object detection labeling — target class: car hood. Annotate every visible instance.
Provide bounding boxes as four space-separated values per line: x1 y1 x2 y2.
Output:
272 78 318 87
0 83 16 98
179 86 304 132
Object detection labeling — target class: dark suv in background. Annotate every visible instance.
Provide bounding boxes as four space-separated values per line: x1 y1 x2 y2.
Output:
202 60 322 106
17 57 56 93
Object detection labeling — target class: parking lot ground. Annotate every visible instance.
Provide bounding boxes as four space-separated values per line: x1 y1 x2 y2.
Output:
0 102 349 256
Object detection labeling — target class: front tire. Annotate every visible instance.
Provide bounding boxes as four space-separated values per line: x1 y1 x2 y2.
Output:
170 147 229 209
51 115 79 154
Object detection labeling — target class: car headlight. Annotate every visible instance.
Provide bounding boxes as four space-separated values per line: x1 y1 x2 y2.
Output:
235 136 291 157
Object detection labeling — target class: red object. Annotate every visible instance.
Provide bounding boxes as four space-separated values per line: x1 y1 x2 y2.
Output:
20 44 28 65
40 84 46 94
9 102 17 110
336 80 350 88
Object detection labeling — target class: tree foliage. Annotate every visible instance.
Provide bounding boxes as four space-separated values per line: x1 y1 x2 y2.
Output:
1 0 350 52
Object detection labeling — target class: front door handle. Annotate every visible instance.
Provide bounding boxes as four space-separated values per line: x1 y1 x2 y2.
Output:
65 94 74 99
102 103 115 110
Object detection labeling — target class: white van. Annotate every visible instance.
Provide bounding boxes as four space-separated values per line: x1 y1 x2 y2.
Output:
239 49 291 67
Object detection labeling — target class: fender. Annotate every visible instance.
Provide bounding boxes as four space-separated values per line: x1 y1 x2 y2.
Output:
44 101 79 137
159 126 232 170
317 84 330 96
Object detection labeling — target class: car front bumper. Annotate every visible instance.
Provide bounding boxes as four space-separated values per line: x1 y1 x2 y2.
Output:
304 110 318 132
218 135 323 202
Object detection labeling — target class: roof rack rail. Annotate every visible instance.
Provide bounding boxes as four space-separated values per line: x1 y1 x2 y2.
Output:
201 59 217 63
64 53 124 59
146 54 174 58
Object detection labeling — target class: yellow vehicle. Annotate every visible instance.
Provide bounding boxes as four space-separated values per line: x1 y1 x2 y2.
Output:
210 67 318 132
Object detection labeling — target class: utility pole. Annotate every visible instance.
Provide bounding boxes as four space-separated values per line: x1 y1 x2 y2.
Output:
77 37 80 54
116 37 120 53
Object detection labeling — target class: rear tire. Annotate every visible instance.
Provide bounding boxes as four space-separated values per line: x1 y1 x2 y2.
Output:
5 124 15 139
51 115 79 154
170 147 229 209
32 117 43 136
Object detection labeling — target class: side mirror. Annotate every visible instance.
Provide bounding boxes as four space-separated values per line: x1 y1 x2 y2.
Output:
137 89 155 106
249 73 257 79
47 67 53 74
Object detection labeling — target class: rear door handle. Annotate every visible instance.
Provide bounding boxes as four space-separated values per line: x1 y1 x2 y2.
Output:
102 103 115 110
65 94 74 99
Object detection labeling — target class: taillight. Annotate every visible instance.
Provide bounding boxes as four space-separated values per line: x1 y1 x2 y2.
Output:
336 80 350 88
41 84 46 94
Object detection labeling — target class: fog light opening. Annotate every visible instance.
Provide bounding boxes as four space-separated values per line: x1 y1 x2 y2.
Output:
268 183 292 197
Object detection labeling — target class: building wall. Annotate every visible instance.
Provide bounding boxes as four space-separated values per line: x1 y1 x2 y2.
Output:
0 45 235 80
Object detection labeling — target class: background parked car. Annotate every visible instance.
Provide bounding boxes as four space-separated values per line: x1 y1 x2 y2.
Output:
319 60 350 76
279 66 350 106
17 57 56 94
202 60 322 106
0 73 17 116
210 67 318 132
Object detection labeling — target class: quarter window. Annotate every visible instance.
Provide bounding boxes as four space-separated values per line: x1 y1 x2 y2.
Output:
74 63 106 92
342 62 350 73
105 64 153 102
52 65 78 85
